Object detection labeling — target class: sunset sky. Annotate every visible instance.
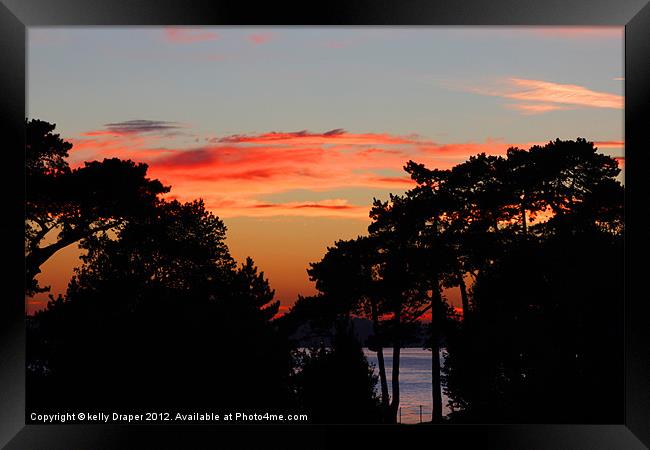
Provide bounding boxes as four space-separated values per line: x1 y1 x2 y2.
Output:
27 27 624 314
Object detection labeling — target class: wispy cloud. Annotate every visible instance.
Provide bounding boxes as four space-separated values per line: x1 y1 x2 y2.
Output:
85 120 185 136
214 129 415 147
163 28 220 44
216 129 345 143
248 32 274 45
459 77 623 114
505 103 571 115
241 199 365 218
525 27 623 39
593 140 624 148
506 78 623 109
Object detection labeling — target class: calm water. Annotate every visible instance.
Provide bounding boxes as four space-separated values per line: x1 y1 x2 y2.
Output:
363 348 450 424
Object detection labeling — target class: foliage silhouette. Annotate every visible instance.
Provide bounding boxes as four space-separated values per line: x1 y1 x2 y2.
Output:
403 138 623 422
307 236 393 420
306 137 623 423
27 187 290 411
25 119 168 295
291 321 382 423
442 230 623 422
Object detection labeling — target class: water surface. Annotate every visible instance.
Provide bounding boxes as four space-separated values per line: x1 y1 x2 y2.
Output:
363 348 450 424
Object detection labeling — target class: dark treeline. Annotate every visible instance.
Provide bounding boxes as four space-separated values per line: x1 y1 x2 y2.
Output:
26 119 623 424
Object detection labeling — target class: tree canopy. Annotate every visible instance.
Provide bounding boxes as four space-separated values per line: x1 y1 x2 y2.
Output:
302 137 623 423
26 119 168 295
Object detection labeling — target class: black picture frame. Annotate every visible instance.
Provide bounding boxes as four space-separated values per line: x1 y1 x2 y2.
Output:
1 1 648 448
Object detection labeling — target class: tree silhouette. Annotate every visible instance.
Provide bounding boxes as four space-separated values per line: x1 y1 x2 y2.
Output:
25 119 168 295
27 198 291 411
232 257 281 321
401 165 463 422
442 229 623 422
26 118 71 178
421 139 625 422
369 138 624 423
366 194 434 422
307 236 392 420
291 322 382 423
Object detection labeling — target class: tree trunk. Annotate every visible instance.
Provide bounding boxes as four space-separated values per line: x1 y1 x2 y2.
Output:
431 279 444 423
389 307 401 423
458 271 470 320
520 202 528 236
371 301 390 421
429 215 444 421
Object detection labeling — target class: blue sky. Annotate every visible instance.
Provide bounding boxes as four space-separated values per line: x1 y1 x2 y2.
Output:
29 27 623 143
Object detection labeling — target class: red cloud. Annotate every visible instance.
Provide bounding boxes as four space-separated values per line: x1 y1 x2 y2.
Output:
293 203 354 210
218 129 345 143
594 140 624 148
153 148 219 167
163 28 220 43
248 32 274 45
152 146 326 171
216 129 413 147
370 176 414 187
67 127 621 219
527 27 623 39
202 198 368 219
253 199 356 211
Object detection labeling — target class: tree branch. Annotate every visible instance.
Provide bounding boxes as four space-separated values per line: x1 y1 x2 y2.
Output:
404 303 433 324
26 218 126 284
27 218 54 249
